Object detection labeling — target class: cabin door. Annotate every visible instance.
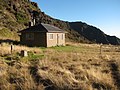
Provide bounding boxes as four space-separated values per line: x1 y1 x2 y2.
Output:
57 34 59 45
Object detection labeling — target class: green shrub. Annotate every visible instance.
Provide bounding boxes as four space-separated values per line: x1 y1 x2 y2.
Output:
15 12 29 23
0 28 14 38
28 51 44 60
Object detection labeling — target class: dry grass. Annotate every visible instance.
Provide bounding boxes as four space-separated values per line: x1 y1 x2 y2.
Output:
0 43 42 56
0 42 120 90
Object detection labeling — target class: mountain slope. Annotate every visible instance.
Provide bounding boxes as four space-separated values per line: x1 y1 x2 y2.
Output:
0 0 39 39
69 22 120 45
0 0 120 45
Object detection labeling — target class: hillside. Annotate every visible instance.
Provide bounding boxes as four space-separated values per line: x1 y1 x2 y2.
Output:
69 22 120 45
0 0 120 44
0 0 39 39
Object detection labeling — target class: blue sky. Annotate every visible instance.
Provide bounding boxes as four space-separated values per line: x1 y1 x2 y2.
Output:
31 0 120 38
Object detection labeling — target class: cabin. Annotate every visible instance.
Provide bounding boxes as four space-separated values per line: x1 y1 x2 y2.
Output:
19 23 66 47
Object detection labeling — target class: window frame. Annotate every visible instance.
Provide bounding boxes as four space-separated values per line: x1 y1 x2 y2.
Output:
49 34 54 40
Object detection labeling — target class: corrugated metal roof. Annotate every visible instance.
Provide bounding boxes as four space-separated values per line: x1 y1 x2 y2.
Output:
41 23 64 32
19 23 66 33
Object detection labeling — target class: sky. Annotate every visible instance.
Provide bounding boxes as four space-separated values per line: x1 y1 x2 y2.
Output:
31 0 120 38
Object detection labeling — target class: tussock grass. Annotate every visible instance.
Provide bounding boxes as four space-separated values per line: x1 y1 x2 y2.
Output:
0 42 120 89
0 43 42 56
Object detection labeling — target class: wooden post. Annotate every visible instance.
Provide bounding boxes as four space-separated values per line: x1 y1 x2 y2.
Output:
21 50 28 57
11 44 13 54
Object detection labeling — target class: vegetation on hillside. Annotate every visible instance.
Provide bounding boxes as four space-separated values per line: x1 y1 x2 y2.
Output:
0 0 39 40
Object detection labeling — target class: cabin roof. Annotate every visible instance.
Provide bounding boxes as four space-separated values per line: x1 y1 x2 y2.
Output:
19 23 66 33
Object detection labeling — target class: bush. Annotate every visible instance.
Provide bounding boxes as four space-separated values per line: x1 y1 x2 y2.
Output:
0 28 14 39
15 12 29 24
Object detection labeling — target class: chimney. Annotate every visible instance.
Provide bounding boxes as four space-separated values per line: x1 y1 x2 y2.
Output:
33 18 36 25
29 20 34 27
29 10 38 27
29 22 31 27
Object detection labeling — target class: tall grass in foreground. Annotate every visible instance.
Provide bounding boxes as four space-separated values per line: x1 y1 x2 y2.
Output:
0 42 120 89
0 43 42 56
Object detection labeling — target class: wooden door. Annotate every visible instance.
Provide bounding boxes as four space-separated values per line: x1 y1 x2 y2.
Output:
57 34 59 45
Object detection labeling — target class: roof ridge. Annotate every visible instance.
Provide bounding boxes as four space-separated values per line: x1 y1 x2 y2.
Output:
19 23 66 33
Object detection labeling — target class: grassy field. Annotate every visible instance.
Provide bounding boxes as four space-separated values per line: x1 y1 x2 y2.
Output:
0 42 120 90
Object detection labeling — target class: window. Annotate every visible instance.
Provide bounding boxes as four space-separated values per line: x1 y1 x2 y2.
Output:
26 33 34 40
49 34 53 40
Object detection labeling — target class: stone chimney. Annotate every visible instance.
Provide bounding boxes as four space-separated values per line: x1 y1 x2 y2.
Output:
29 21 32 27
33 18 36 25
29 10 36 27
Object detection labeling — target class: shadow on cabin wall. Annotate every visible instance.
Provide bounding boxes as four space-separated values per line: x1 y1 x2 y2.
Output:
0 39 20 45
0 39 44 47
